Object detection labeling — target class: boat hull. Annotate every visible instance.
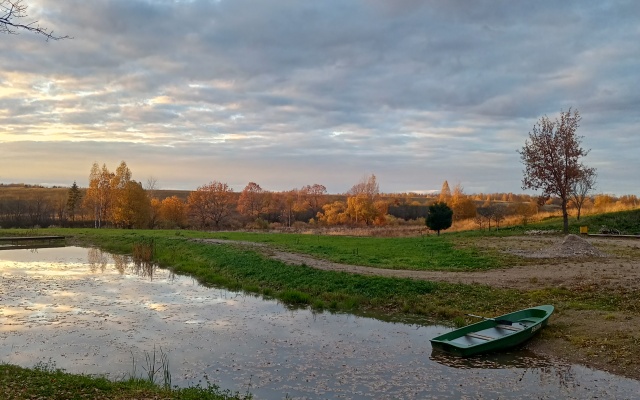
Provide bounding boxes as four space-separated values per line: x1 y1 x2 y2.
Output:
430 305 554 357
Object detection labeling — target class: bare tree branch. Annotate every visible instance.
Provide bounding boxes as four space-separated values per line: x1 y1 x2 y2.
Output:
1 0 70 41
569 167 597 220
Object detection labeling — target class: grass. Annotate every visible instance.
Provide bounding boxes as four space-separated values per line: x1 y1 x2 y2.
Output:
2 208 640 392
0 361 251 400
169 230 504 271
5 226 636 317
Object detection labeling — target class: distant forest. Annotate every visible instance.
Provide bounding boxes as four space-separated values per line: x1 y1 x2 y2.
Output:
0 162 638 230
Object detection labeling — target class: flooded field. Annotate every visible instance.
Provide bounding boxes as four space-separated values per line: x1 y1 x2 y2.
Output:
1 246 638 399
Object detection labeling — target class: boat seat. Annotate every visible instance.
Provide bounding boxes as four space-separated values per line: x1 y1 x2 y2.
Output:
496 324 522 332
465 332 494 341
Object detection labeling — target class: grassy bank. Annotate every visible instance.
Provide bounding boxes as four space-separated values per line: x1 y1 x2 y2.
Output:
0 363 250 400
1 208 640 392
6 226 636 318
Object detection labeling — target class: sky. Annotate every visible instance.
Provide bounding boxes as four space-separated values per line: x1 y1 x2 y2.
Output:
1 0 638 195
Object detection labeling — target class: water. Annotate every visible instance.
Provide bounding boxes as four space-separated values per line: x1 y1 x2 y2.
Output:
0 246 638 399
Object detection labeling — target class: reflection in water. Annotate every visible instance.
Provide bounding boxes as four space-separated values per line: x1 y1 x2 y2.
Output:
431 349 577 390
112 253 129 275
0 246 638 400
87 247 173 281
87 247 108 273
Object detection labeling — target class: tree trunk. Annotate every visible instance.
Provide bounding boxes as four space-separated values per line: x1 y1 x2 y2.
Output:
561 198 569 234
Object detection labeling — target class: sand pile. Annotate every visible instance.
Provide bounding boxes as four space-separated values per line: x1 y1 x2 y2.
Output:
535 234 607 258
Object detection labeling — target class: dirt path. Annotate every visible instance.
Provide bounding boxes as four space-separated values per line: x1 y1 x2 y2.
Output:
194 235 640 380
195 236 640 291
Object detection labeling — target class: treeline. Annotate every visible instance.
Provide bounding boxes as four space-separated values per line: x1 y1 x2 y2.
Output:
0 162 638 230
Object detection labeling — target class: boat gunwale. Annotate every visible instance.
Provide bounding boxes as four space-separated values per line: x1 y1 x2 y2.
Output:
429 305 554 357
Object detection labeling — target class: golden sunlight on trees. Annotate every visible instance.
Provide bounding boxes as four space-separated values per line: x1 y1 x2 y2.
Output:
83 161 150 228
346 195 379 225
594 194 615 210
450 184 477 221
314 175 387 226
438 180 452 204
237 182 266 220
84 163 111 228
519 108 595 234
302 184 328 215
187 181 235 228
344 174 386 225
150 198 162 228
160 196 187 229
318 201 348 225
109 162 150 228
8 158 640 231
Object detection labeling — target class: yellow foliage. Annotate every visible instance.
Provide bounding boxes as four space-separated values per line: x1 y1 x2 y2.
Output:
317 201 348 225
160 196 187 228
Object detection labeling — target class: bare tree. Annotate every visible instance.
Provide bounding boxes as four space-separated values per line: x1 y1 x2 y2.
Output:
1 0 69 40
570 168 597 220
145 176 159 200
518 108 593 234
348 174 379 201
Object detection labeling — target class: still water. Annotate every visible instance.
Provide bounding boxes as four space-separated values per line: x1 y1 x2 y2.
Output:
0 246 638 399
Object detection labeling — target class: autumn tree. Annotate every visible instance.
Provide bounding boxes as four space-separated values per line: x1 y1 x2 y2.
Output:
149 198 162 229
66 181 82 223
120 180 151 228
279 190 298 227
438 180 452 204
84 163 112 228
519 108 594 233
237 182 266 220
160 196 188 228
317 201 348 225
1 0 70 40
187 181 235 228
426 202 453 236
450 184 477 221
110 161 135 227
569 168 597 220
345 174 384 225
303 184 328 214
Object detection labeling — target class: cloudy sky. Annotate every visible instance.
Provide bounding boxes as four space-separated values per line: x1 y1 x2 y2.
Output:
1 1 638 195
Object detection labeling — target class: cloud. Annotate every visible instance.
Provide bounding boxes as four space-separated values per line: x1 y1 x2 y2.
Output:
0 0 638 195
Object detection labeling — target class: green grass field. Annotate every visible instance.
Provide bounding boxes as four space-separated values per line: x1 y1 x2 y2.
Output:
1 208 640 396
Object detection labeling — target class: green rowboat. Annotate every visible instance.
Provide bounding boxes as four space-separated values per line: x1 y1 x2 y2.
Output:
430 305 554 357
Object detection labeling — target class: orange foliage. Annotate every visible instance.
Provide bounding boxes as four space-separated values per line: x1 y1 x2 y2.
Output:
160 196 187 228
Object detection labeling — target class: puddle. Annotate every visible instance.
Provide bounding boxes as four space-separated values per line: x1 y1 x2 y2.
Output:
1 246 639 399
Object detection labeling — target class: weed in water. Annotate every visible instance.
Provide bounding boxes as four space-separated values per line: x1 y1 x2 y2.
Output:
279 290 311 305
130 346 172 389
